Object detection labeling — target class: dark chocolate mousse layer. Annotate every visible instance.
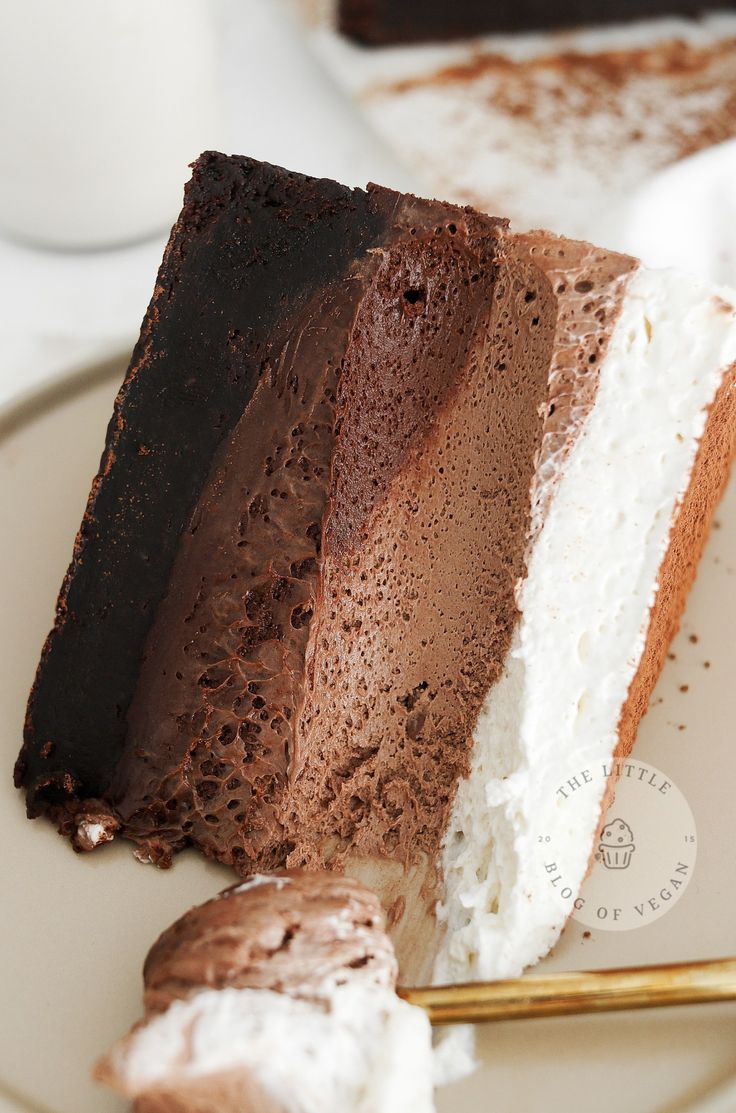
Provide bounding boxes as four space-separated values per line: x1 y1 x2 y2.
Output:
338 0 736 44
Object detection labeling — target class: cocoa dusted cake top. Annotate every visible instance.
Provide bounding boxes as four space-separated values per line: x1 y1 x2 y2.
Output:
338 0 736 44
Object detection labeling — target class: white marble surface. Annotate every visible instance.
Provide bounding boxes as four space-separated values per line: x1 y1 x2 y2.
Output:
308 10 736 245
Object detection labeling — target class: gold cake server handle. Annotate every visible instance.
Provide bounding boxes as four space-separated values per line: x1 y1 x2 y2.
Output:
398 957 736 1025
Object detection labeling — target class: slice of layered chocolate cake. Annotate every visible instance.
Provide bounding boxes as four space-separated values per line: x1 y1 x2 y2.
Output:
16 153 736 984
338 0 736 44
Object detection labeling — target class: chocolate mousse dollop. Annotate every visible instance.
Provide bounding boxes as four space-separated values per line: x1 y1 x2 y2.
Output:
143 870 397 1010
96 871 435 1113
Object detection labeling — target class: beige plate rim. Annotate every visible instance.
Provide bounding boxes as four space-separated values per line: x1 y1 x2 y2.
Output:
0 355 134 1113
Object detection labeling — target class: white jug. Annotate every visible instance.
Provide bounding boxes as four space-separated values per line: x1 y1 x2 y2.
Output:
0 0 221 249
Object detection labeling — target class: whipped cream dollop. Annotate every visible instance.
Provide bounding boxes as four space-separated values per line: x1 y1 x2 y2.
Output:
96 870 435 1113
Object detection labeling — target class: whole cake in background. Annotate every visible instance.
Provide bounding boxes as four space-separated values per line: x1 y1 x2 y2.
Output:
305 4 736 241
338 0 736 43
15 152 736 986
97 871 435 1113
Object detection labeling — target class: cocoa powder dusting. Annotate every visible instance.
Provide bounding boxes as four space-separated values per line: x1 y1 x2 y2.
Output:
361 33 736 237
382 37 736 162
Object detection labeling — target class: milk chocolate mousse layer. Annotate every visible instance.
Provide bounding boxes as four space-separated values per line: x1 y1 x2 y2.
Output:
338 0 736 44
283 233 635 873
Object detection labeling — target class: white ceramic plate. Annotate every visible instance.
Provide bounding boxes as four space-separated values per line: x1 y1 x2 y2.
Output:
1 359 735 1113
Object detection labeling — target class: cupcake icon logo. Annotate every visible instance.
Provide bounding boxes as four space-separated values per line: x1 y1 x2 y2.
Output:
597 818 636 870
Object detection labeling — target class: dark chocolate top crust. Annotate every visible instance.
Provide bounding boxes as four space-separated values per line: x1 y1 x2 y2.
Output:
17 155 393 811
338 0 735 45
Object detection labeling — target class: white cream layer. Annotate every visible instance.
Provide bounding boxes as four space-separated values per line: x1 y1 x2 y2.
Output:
105 983 435 1113
436 268 736 983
